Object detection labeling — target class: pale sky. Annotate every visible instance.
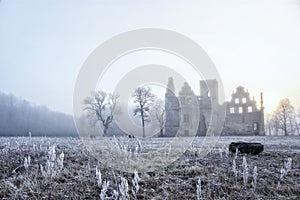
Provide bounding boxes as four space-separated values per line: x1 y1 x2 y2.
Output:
1 0 300 114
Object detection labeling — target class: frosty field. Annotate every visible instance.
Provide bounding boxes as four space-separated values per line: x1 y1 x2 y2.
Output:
0 136 299 199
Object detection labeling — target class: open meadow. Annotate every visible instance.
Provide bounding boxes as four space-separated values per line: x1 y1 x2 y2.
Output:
0 136 299 199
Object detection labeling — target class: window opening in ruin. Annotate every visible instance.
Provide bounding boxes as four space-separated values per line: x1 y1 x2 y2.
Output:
186 97 191 104
248 106 253 112
235 98 239 104
181 97 185 105
242 98 247 103
239 107 243 113
253 123 258 131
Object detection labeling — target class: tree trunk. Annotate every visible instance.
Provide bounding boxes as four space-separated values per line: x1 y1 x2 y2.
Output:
295 121 300 135
160 128 163 137
284 124 288 136
284 115 288 136
103 126 108 137
142 121 145 137
141 111 145 138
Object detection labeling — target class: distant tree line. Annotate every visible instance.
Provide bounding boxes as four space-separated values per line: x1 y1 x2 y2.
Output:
0 92 77 137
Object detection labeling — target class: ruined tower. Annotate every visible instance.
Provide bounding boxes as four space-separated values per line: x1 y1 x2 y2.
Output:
198 80 219 136
200 80 219 105
164 77 180 137
259 92 265 136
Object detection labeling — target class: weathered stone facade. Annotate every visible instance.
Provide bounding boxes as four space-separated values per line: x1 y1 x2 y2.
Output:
165 77 265 137
164 77 180 137
223 86 265 136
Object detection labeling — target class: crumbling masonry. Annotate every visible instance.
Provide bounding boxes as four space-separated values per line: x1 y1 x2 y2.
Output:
164 77 265 136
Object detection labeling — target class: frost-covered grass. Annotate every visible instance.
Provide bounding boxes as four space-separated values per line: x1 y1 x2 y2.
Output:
0 136 299 199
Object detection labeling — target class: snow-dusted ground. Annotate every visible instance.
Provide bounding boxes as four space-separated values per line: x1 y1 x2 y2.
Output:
116 136 300 152
212 136 300 152
0 136 299 199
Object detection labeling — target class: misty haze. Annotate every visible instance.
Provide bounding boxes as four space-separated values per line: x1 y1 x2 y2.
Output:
0 1 300 199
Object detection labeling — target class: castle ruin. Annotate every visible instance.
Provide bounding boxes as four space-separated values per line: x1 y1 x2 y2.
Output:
164 77 265 136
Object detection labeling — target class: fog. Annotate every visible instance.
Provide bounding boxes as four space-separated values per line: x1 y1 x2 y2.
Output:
0 92 77 137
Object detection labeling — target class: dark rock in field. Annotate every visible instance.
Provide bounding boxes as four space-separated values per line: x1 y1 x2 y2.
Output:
229 142 264 155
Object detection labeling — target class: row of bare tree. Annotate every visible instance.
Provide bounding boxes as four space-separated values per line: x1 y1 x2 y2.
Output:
265 98 300 136
83 86 166 137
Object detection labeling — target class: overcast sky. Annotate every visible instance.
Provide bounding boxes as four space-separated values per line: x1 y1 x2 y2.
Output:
1 0 300 114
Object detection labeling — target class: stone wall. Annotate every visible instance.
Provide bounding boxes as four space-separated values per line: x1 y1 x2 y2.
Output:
164 77 265 137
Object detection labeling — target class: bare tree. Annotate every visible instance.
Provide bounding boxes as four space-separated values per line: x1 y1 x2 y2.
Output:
151 99 166 137
265 113 273 136
266 113 280 136
294 108 300 135
273 113 280 136
132 86 155 137
274 98 296 136
84 91 119 136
